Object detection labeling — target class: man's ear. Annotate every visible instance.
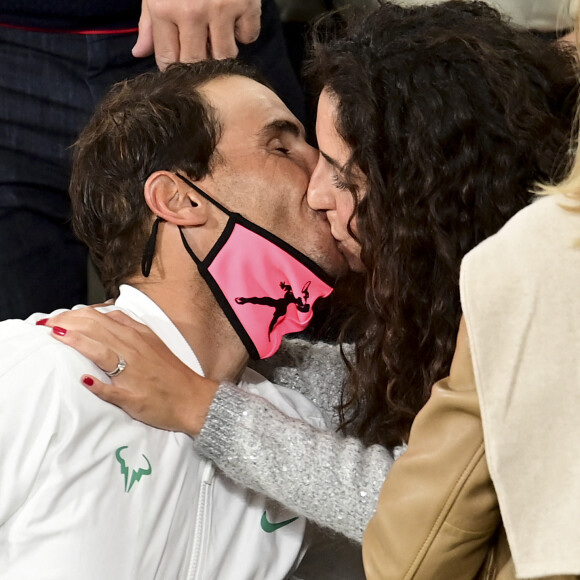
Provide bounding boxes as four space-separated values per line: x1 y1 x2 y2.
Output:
144 171 208 226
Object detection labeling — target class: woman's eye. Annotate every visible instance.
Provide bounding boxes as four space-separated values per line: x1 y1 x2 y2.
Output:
276 146 290 154
332 173 350 191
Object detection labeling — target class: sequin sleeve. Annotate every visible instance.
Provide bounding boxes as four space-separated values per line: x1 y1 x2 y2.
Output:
194 381 394 542
250 338 352 425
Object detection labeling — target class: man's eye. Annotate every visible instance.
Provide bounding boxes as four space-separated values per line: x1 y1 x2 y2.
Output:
276 147 290 154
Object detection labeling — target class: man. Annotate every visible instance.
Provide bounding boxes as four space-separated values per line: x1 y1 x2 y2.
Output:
0 0 305 320
0 60 347 579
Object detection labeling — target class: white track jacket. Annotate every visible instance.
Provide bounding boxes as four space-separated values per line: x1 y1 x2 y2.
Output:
0 285 326 580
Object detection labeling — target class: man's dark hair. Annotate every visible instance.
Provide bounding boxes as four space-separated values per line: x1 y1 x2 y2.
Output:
305 1 578 448
70 59 262 296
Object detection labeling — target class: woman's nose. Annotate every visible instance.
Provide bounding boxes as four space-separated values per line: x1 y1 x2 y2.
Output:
307 155 335 211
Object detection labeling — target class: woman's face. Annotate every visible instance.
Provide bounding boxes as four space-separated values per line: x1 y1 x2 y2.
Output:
307 88 365 272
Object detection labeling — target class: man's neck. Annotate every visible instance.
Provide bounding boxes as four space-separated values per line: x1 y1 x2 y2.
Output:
132 280 249 384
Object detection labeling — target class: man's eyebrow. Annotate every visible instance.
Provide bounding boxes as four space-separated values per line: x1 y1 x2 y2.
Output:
259 119 304 139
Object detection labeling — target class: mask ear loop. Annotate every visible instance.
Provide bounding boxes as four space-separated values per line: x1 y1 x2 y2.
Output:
141 216 165 277
142 174 221 277
175 172 232 216
178 226 202 265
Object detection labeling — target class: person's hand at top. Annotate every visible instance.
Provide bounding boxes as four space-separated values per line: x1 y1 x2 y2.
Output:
133 0 262 70
38 308 219 436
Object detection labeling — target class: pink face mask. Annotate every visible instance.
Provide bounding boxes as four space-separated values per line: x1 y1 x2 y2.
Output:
142 174 334 359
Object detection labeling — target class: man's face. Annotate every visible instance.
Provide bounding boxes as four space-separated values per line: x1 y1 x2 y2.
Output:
196 75 348 278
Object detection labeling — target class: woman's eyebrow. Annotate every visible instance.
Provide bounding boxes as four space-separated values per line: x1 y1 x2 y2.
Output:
320 150 346 172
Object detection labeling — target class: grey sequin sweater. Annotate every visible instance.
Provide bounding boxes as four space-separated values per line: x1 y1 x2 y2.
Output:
194 339 397 543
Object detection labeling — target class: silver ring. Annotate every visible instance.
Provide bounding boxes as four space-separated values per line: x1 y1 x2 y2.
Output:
105 357 126 378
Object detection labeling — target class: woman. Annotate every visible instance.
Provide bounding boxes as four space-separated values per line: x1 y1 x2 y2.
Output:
43 1 577 545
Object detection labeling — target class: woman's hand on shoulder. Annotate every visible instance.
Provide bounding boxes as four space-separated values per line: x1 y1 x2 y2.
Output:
39 308 218 436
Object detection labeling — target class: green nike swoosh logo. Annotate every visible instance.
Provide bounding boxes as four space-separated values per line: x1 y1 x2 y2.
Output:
260 511 299 533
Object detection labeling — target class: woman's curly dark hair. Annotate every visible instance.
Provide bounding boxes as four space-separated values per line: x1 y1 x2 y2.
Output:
305 1 578 448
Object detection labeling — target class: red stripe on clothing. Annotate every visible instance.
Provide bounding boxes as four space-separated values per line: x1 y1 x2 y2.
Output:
0 22 138 34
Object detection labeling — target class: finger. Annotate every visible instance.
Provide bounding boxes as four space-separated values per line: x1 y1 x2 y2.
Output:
42 307 115 334
41 306 101 330
90 299 115 309
39 308 130 372
151 17 182 70
234 2 261 45
208 15 239 59
50 326 123 374
81 375 129 410
176 17 212 62
44 307 145 338
102 309 153 335
41 308 156 372
132 1 155 58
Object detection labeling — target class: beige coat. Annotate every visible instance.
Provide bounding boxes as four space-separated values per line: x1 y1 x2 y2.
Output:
363 320 573 580
363 319 507 579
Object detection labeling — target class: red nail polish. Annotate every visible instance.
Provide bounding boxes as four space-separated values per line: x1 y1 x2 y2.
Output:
36 318 48 326
52 326 67 336
83 377 94 387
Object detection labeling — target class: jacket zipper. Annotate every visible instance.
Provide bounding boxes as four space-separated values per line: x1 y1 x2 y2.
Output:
187 460 215 580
